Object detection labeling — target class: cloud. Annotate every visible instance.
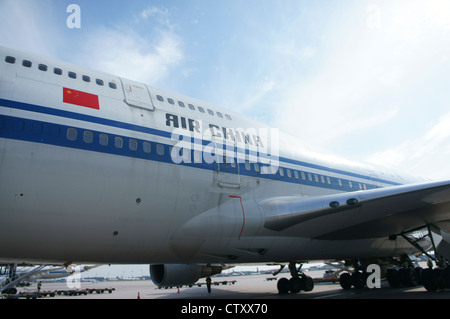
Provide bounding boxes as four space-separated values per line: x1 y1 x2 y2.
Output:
79 27 183 85
299 46 316 58
135 6 174 30
78 5 184 85
367 112 450 180
269 1 450 154
0 0 61 56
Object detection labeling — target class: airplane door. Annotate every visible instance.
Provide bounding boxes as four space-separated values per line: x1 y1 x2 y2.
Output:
119 78 155 111
214 141 240 189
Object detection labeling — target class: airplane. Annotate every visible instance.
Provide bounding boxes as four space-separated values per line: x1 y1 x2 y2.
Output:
0 264 97 284
0 263 98 294
1 44 450 295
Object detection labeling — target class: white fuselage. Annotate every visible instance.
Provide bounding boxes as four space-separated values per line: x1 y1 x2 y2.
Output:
0 46 423 265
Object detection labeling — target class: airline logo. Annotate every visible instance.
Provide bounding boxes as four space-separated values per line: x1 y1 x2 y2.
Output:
63 88 100 110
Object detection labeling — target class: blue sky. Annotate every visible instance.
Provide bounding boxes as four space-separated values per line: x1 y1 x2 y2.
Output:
1 0 450 181
1 0 450 279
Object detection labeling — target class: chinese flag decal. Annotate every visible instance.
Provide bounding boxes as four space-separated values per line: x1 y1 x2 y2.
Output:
63 88 100 110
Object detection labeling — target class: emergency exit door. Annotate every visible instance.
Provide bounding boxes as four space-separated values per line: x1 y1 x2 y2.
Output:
119 78 155 111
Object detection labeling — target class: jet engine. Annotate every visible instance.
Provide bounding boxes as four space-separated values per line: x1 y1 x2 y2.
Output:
150 264 222 287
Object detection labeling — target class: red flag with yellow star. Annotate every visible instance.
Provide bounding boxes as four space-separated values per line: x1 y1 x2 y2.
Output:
63 88 100 110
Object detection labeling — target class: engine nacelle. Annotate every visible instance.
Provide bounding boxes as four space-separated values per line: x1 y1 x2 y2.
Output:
150 264 222 287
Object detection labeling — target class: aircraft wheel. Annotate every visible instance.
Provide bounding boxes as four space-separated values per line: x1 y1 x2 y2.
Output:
434 269 446 290
387 269 401 288
339 273 352 290
422 268 439 291
443 268 450 288
351 271 366 289
288 277 302 294
400 268 418 287
277 278 290 294
303 276 314 292
415 267 423 285
2 287 17 294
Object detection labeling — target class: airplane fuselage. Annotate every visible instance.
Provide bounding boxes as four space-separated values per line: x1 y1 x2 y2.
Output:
0 45 423 265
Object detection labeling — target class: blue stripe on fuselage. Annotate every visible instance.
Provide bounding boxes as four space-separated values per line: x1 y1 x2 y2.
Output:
0 98 400 188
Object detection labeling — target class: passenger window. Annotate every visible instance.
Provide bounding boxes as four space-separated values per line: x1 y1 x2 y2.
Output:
109 82 117 89
32 123 43 135
99 133 109 146
168 98 175 105
217 112 223 118
5 56 16 64
129 139 138 152
301 171 306 180
68 71 77 79
279 168 285 177
38 64 48 71
96 79 104 86
198 107 205 113
157 95 164 102
82 75 91 82
156 144 165 156
294 171 299 179
207 109 214 116
13 120 24 131
54 68 62 75
22 60 32 68
245 161 251 171
178 101 185 108
226 114 232 121
286 169 292 178
50 125 60 137
67 128 77 141
193 151 201 163
143 142 151 153
114 137 123 149
349 181 353 189
254 163 260 173
188 104 195 110
83 131 93 144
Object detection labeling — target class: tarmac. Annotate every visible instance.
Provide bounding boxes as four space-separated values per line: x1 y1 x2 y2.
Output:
5 270 449 318
9 270 450 300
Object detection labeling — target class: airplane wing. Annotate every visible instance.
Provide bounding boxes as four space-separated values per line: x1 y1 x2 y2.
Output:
261 179 450 241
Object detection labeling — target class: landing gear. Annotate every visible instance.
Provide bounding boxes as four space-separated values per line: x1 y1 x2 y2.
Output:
276 262 314 294
391 225 450 291
276 277 290 294
421 266 450 291
339 270 367 290
386 267 421 288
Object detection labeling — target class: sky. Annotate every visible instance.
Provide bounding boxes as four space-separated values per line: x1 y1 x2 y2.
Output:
1 0 450 180
1 0 450 277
